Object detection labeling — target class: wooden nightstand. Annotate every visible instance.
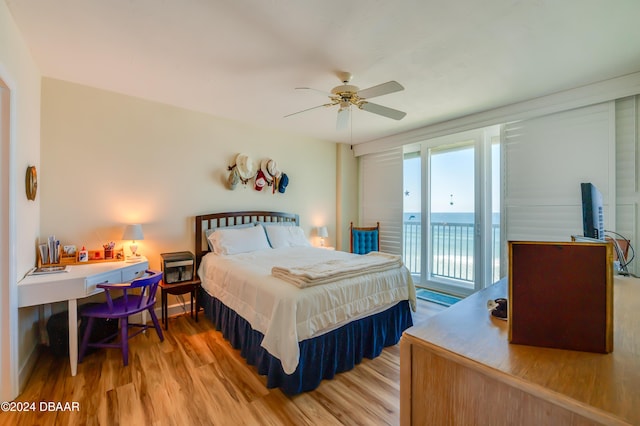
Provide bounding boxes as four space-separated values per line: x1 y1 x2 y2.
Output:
159 277 201 330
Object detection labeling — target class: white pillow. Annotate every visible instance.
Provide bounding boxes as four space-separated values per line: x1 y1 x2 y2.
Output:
255 220 295 227
264 225 311 249
208 224 271 255
205 223 255 251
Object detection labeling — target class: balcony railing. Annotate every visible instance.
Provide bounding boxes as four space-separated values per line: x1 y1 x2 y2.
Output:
403 221 501 284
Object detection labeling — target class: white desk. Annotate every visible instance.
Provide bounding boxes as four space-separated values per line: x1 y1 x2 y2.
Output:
18 258 149 376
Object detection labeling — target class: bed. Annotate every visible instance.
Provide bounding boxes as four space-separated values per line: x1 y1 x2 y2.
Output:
195 211 416 395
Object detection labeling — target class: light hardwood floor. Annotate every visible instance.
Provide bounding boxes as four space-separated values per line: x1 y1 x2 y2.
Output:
2 299 445 426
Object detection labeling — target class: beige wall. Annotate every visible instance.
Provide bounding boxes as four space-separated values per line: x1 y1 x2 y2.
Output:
41 78 338 272
0 1 42 399
336 143 358 251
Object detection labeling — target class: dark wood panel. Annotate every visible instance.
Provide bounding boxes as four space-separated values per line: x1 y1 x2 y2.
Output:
509 241 613 353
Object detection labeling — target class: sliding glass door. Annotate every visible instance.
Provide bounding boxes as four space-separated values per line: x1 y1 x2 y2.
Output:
429 142 476 293
403 126 501 297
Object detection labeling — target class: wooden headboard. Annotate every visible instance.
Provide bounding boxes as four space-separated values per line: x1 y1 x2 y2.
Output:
194 210 299 267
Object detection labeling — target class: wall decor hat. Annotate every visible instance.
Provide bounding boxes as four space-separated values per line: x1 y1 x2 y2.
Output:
261 158 280 184
278 173 289 193
235 153 256 179
260 159 272 184
266 159 281 179
227 167 240 190
254 170 267 191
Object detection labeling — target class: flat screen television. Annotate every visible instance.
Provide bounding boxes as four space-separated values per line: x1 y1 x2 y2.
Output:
581 182 605 240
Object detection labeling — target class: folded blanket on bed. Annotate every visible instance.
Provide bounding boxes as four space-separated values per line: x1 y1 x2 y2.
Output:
271 251 403 288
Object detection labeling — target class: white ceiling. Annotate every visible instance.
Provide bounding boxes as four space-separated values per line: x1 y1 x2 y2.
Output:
6 0 640 144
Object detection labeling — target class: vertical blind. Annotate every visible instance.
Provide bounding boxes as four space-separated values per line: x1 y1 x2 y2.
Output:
614 97 638 275
503 102 614 243
359 147 403 255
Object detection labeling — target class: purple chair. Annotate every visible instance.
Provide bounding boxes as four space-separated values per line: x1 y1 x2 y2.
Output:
79 269 164 366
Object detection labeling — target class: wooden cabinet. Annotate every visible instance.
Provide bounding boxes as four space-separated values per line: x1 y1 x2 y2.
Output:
400 278 640 425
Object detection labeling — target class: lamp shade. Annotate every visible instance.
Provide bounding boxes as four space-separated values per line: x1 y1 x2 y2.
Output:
122 224 144 241
318 226 329 238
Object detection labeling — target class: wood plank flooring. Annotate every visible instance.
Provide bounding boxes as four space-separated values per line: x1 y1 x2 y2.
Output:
2 299 445 426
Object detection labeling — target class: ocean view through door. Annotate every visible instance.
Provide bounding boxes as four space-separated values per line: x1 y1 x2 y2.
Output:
403 127 501 297
429 143 476 293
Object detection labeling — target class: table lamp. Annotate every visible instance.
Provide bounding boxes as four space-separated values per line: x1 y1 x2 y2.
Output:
318 226 329 247
122 224 144 259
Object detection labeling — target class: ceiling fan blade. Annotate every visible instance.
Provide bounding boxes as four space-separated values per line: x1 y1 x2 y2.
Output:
284 103 333 118
357 81 404 99
295 87 332 97
360 102 407 120
337 107 350 130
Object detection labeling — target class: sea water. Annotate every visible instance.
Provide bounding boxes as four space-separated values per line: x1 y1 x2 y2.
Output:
404 212 501 224
403 212 501 282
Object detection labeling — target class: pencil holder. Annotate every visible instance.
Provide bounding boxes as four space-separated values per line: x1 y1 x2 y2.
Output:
104 248 114 259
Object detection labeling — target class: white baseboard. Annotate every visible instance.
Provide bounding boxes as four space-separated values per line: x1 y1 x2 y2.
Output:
156 299 199 323
18 343 40 394
131 301 198 325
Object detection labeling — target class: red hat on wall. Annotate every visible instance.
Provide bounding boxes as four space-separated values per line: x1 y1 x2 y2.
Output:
254 170 267 191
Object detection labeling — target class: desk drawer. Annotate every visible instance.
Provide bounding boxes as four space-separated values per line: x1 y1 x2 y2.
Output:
122 262 148 282
85 271 122 295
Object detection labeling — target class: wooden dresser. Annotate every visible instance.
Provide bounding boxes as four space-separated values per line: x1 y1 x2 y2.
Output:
400 277 640 425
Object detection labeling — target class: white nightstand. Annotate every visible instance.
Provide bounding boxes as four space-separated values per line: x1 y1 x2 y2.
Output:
319 246 335 250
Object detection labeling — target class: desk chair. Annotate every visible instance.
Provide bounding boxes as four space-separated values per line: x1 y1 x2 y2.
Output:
79 269 164 366
350 222 380 254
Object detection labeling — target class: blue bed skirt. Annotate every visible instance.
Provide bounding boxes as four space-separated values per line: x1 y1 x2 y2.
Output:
199 288 413 395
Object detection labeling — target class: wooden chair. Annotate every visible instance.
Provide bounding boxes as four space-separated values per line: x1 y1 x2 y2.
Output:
79 270 164 366
350 222 380 254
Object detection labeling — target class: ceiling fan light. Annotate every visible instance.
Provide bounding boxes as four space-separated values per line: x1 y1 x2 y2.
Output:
331 84 359 95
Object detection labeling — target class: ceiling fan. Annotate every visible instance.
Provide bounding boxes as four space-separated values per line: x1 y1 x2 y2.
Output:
284 72 406 130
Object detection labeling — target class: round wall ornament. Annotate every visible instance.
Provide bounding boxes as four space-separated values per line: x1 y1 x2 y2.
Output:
25 165 37 200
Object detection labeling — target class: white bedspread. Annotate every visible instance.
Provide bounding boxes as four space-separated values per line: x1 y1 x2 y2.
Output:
271 251 403 288
197 247 416 374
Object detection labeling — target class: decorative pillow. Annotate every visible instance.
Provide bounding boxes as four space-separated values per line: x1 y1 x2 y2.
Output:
263 225 311 249
208 224 271 255
205 223 255 252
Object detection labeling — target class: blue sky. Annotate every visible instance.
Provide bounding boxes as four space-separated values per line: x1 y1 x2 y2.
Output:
403 145 500 213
